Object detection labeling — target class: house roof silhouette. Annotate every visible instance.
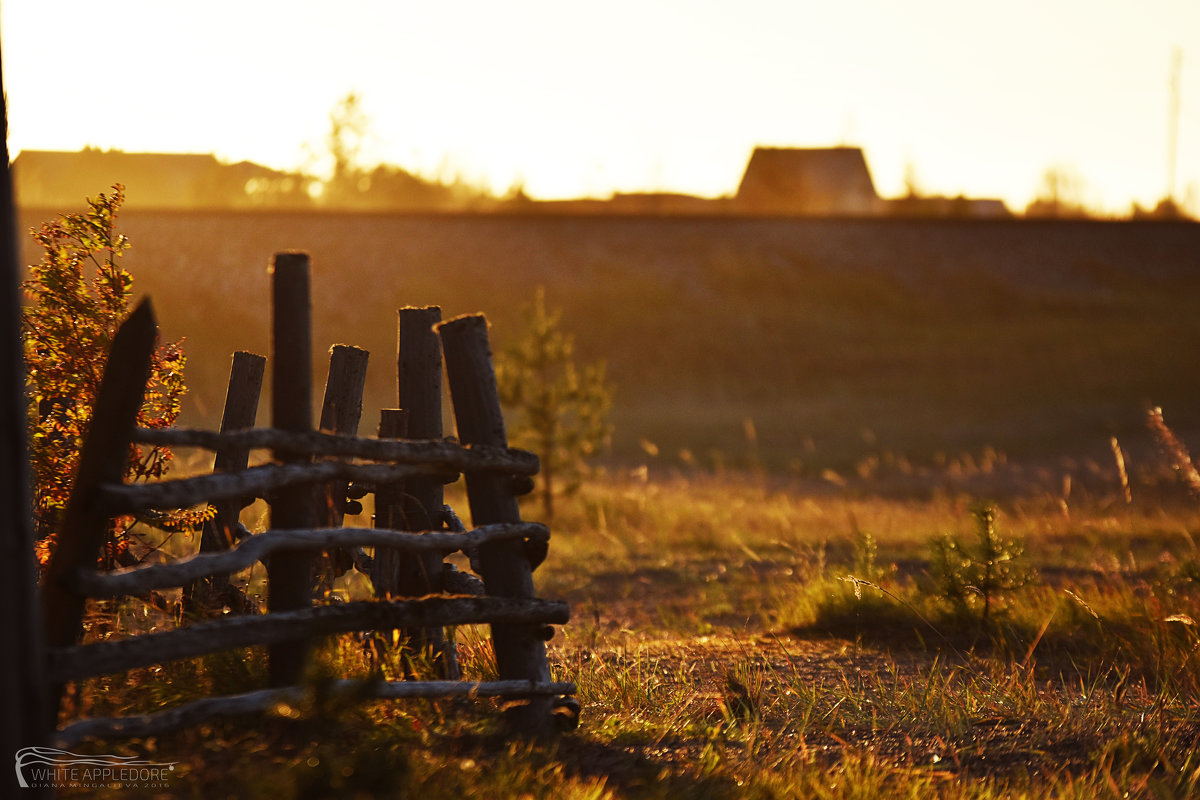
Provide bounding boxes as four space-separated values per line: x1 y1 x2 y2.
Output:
736 147 882 216
10 149 282 209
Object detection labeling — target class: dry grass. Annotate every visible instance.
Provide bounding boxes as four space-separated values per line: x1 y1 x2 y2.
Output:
23 209 1200 795
51 466 1200 799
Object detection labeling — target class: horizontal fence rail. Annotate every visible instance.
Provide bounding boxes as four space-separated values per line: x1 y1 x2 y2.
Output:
55 679 577 748
98 460 461 514
48 596 570 683
73 522 549 597
135 427 539 473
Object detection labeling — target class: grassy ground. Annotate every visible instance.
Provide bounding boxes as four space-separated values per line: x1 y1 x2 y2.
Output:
53 466 1200 799
21 210 1200 795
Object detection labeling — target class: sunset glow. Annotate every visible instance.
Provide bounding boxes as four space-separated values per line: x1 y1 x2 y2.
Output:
2 0 1198 213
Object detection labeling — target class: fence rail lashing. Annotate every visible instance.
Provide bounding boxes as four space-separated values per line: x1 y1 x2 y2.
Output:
73 522 550 597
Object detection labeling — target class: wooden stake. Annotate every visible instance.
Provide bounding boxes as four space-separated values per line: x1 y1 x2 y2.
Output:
398 307 456 676
267 252 315 686
438 313 558 736
183 350 264 615
315 344 369 589
1 61 52 773
41 299 157 719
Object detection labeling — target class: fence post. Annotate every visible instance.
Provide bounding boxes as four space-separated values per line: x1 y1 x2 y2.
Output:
371 407 408 669
315 344 369 592
267 253 316 686
397 306 456 676
183 350 265 616
438 314 556 737
371 408 408 600
1 65 52 787
41 299 158 717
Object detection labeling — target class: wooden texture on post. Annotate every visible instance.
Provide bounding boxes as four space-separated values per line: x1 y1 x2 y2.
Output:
267 252 315 685
319 345 369 439
371 408 408 599
316 344 369 586
183 351 264 614
214 352 268 473
209 350 266 545
397 307 455 673
438 314 557 736
397 307 444 538
41 299 157 718
0 60 51 783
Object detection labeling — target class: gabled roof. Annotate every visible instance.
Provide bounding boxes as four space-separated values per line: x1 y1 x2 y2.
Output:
736 147 882 215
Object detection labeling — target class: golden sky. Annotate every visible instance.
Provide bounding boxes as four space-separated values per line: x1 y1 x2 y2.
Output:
2 0 1197 213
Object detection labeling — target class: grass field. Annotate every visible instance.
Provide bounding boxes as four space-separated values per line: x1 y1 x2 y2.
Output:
52 467 1200 798
19 209 1200 796
16 210 1200 476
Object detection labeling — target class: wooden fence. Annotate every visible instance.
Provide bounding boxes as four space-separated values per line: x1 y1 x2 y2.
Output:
33 252 576 748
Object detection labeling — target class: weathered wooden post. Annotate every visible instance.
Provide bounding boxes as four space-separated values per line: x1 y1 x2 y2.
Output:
370 407 409 669
41 300 158 716
182 350 265 615
438 314 557 736
371 407 409 601
267 253 316 686
397 307 455 675
319 345 370 442
315 344 369 590
1 61 52 787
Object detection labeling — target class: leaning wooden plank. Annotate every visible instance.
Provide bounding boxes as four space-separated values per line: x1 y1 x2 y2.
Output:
183 350 264 615
98 460 459 514
439 314 558 738
55 679 576 746
47 597 570 682
41 300 158 722
74 522 548 597
315 345 370 587
134 427 539 474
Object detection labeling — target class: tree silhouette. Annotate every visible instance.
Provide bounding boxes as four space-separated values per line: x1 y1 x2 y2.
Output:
322 91 370 204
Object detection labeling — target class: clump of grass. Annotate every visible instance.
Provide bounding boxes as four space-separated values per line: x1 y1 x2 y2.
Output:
928 504 1035 629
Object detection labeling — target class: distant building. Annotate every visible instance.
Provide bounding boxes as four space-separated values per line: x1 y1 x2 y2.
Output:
735 147 884 216
15 149 224 209
11 149 312 210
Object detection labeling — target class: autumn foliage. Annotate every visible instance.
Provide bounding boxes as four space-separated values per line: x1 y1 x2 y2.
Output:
23 185 189 569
